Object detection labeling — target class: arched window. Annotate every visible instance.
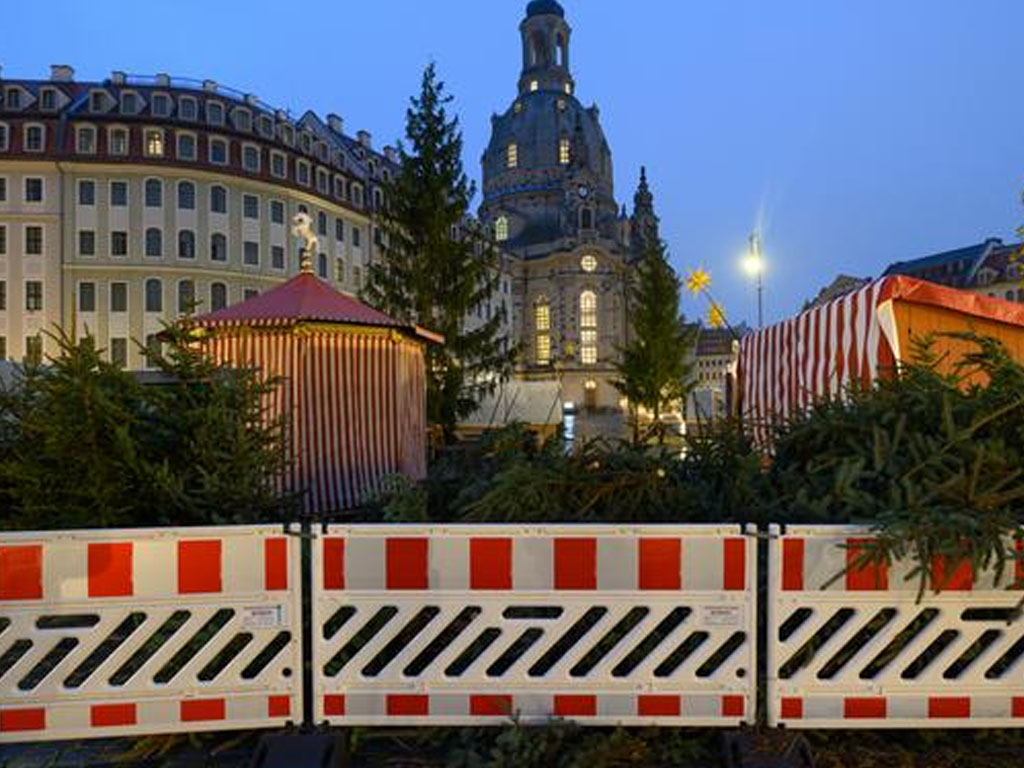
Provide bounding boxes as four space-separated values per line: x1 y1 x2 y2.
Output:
506 143 518 169
145 227 162 257
177 180 195 210
580 207 592 230
556 33 565 66
318 253 328 278
210 232 227 261
580 290 597 365
178 229 195 259
144 278 162 312
177 279 195 314
559 137 570 165
495 215 509 242
144 178 162 207
210 185 227 214
534 297 551 365
211 282 227 311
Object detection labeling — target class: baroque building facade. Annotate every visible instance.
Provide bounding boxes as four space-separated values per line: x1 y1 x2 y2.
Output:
479 0 658 413
0 65 395 367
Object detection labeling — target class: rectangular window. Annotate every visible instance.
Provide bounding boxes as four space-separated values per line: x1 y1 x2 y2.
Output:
144 334 161 367
335 258 346 283
243 144 260 172
25 336 42 366
271 245 285 270
111 228 128 254
77 127 96 154
580 329 597 364
110 338 128 368
335 218 344 241
78 180 95 205
243 194 259 219
110 282 128 312
177 133 196 161
234 110 252 132
25 125 44 151
0 225 6 255
0 177 6 201
109 128 128 156
78 230 96 256
210 186 227 214
25 281 43 311
0 280 6 310
25 226 43 255
536 334 550 365
353 266 362 289
209 138 228 164
90 91 105 112
270 200 285 224
40 89 56 110
507 143 518 168
144 129 164 157
24 178 43 202
297 161 310 186
207 101 224 125
316 169 328 193
152 94 170 116
352 185 363 208
352 227 361 248
271 152 286 178
243 240 259 265
0 124 7 151
121 92 137 114
110 180 128 207
0 337 5 360
78 282 96 312
334 177 345 199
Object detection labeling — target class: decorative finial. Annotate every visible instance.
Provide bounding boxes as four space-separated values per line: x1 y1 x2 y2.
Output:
290 212 319 274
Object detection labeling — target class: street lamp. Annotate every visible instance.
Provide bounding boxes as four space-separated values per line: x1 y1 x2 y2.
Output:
742 230 764 328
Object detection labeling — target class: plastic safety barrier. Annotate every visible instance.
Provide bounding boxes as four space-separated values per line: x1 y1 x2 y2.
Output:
313 524 757 726
0 526 302 742
767 524 1024 728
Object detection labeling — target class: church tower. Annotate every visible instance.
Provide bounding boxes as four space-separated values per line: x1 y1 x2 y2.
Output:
480 1 658 425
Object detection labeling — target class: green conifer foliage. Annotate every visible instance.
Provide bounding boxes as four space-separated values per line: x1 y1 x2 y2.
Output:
364 64 514 443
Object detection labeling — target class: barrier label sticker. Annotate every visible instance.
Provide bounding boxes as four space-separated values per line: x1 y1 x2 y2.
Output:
242 604 286 629
701 604 742 627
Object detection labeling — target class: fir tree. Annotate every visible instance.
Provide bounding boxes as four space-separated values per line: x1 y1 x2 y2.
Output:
614 234 695 444
365 63 513 443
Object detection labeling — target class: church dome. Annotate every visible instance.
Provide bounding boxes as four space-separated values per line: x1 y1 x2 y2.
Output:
526 0 564 18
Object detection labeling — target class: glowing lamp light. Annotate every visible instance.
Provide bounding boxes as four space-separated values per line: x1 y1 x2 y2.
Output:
742 252 764 277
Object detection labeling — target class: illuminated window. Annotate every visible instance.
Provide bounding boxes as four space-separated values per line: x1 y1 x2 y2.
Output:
580 290 597 365
535 298 551 365
144 128 164 157
506 143 518 169
559 137 570 165
580 254 597 272
564 82 572 95
530 80 539 92
495 215 509 242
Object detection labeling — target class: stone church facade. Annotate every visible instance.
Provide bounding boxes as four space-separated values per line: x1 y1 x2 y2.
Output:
478 0 659 414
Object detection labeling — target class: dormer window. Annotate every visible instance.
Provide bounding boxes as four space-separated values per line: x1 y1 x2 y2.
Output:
234 108 251 132
207 101 224 125
317 142 328 161
151 93 171 117
179 96 198 121
120 92 138 114
300 132 312 153
507 143 518 169
90 91 105 113
40 88 57 111
564 82 572 95
4 88 21 110
258 115 273 137
281 124 294 146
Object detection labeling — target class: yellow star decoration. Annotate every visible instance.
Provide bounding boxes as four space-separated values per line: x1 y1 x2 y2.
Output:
686 267 712 296
708 302 726 329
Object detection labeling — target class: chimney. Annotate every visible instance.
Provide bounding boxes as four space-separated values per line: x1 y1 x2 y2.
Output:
245 93 259 107
383 146 397 164
327 113 344 134
155 72 170 87
202 79 218 93
275 109 288 122
110 70 126 85
50 64 75 82
357 130 372 149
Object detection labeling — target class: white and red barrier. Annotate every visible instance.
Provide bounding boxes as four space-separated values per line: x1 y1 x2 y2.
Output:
0 526 302 742
313 524 757 726
767 524 1024 728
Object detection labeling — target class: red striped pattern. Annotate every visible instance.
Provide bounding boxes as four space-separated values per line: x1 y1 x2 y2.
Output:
202 328 427 514
740 279 893 445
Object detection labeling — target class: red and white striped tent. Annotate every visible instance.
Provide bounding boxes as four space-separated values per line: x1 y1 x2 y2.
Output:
191 272 441 514
738 275 1024 444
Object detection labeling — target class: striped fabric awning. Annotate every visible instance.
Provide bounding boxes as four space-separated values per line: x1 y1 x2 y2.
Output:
738 275 1024 444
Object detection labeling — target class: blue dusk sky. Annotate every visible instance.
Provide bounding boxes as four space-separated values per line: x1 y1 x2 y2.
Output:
3 0 1023 326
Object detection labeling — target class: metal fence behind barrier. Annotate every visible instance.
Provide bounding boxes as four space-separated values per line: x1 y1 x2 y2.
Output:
767 524 1024 729
0 526 302 742
312 524 757 726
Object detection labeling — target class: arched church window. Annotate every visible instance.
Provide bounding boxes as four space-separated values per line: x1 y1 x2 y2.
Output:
559 137 570 165
534 297 551 365
580 290 597 365
495 216 509 242
580 207 593 230
507 143 518 169
556 34 565 66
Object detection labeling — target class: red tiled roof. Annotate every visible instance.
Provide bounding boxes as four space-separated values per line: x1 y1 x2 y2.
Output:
193 272 442 343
